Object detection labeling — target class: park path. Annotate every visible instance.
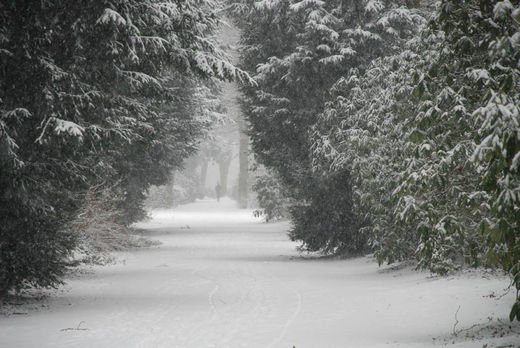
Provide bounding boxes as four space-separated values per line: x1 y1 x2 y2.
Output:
0 198 517 348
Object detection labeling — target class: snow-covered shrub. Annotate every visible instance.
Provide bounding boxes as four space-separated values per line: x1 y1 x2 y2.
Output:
410 0 520 317
462 0 520 321
70 183 157 265
314 0 520 319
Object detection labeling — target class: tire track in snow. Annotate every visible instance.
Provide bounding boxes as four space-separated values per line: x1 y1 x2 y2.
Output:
213 263 264 348
264 274 303 348
267 290 302 348
187 263 263 348
208 284 220 321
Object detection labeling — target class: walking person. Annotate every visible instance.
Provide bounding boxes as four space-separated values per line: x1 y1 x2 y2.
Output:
215 183 222 202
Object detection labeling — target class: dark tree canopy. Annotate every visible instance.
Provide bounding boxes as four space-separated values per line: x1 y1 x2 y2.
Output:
0 0 246 294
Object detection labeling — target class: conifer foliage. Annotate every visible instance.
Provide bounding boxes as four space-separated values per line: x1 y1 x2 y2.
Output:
0 0 244 294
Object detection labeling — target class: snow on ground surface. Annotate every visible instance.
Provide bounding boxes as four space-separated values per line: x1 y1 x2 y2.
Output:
1 198 519 348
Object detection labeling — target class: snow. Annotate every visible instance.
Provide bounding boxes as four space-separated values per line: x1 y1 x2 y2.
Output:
53 119 85 139
289 0 326 13
97 8 127 26
365 1 385 14
493 1 514 19
1 198 518 347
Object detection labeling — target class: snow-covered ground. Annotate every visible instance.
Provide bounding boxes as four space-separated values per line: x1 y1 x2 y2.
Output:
1 198 519 348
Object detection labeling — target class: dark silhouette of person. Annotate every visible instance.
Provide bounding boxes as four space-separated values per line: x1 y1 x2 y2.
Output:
215 183 222 202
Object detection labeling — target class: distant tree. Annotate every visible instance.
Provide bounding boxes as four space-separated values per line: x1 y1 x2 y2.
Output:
237 113 250 208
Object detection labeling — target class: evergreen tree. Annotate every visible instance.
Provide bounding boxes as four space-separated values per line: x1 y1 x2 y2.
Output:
229 0 422 254
0 0 246 294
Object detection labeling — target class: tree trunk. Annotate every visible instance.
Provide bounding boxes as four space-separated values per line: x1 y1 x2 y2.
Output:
166 170 175 207
218 153 232 196
199 159 208 198
238 118 249 209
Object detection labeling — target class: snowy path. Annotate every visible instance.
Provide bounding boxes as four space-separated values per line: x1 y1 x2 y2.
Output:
0 198 518 348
